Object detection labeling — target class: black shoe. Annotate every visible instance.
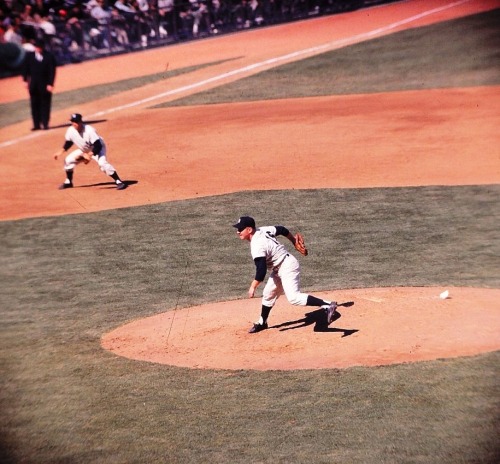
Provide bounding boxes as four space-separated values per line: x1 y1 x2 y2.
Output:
248 322 268 333
31 127 41 131
58 182 73 190
325 302 337 325
116 182 127 190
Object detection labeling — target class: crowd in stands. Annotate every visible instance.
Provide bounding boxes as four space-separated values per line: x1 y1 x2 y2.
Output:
1 0 375 68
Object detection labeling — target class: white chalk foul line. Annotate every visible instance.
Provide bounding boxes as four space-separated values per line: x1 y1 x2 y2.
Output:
0 0 471 149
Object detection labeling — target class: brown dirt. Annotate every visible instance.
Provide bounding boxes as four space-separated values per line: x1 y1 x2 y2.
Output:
1 0 499 370
101 287 500 370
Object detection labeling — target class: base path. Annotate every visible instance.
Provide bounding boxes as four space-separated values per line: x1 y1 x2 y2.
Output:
101 287 500 370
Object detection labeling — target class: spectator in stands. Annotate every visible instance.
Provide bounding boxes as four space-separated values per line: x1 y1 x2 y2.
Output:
156 0 173 38
110 6 131 48
33 13 57 41
33 0 52 17
249 0 264 26
90 1 112 26
89 0 111 48
65 5 87 52
19 3 35 24
180 0 210 38
4 15 23 45
208 0 227 33
1 20 27 72
261 0 280 25
114 0 140 44
51 9 79 63
0 0 357 69
230 0 249 29
0 2 9 19
114 0 137 21
132 0 153 47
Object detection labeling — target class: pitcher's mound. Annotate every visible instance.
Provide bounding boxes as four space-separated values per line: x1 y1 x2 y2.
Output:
101 287 500 371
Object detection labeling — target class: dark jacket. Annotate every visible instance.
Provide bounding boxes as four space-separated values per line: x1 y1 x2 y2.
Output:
23 50 57 91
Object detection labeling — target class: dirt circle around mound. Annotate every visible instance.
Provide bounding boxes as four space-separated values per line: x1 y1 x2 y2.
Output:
101 286 500 371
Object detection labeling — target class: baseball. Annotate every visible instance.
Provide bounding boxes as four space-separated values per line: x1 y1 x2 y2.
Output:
439 290 450 299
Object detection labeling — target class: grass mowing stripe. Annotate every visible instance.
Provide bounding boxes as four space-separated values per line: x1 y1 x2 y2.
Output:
1 185 499 462
156 9 500 108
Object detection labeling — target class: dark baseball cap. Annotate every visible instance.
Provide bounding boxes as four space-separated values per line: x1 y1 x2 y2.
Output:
233 216 255 231
70 113 83 123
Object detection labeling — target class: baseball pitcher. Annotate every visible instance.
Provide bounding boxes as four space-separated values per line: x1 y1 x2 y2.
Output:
234 216 337 333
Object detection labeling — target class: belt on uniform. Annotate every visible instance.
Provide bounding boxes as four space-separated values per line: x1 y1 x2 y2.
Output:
273 254 289 271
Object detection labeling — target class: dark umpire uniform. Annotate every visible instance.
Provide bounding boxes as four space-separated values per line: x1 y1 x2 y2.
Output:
22 39 57 131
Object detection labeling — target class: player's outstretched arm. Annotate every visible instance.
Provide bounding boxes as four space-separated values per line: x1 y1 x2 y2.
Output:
53 148 65 160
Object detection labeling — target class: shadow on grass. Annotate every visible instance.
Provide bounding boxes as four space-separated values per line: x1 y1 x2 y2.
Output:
272 301 357 335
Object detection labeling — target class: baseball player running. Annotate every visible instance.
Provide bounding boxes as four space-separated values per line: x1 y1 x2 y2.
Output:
53 113 127 190
234 216 337 333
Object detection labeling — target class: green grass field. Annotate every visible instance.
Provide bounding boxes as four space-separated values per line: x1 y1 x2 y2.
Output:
1 9 499 464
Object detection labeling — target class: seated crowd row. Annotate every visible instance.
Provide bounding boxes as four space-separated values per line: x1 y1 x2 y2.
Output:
1 0 338 64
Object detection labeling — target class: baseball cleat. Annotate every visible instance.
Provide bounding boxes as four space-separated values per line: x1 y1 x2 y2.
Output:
325 302 337 324
58 182 73 189
116 182 127 190
248 322 268 333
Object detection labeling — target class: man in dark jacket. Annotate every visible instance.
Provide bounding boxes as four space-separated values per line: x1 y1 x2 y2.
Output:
23 38 57 131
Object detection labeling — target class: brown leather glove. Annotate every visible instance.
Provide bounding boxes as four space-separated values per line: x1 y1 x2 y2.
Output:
294 233 308 256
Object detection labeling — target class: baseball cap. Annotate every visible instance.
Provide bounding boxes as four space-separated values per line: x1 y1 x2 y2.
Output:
70 113 83 123
233 216 255 231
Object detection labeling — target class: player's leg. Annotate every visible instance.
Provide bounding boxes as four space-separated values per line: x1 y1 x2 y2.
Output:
249 273 283 333
280 255 337 323
29 90 42 130
95 155 127 190
40 89 52 130
59 149 84 189
279 255 308 305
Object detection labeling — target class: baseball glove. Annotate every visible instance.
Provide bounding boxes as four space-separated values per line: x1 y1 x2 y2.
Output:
79 151 92 164
294 233 308 256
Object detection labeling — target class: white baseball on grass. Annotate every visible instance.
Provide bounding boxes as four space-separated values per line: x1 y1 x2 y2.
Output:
439 290 449 299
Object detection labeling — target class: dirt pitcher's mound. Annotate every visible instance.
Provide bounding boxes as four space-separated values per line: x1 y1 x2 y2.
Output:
101 287 500 371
